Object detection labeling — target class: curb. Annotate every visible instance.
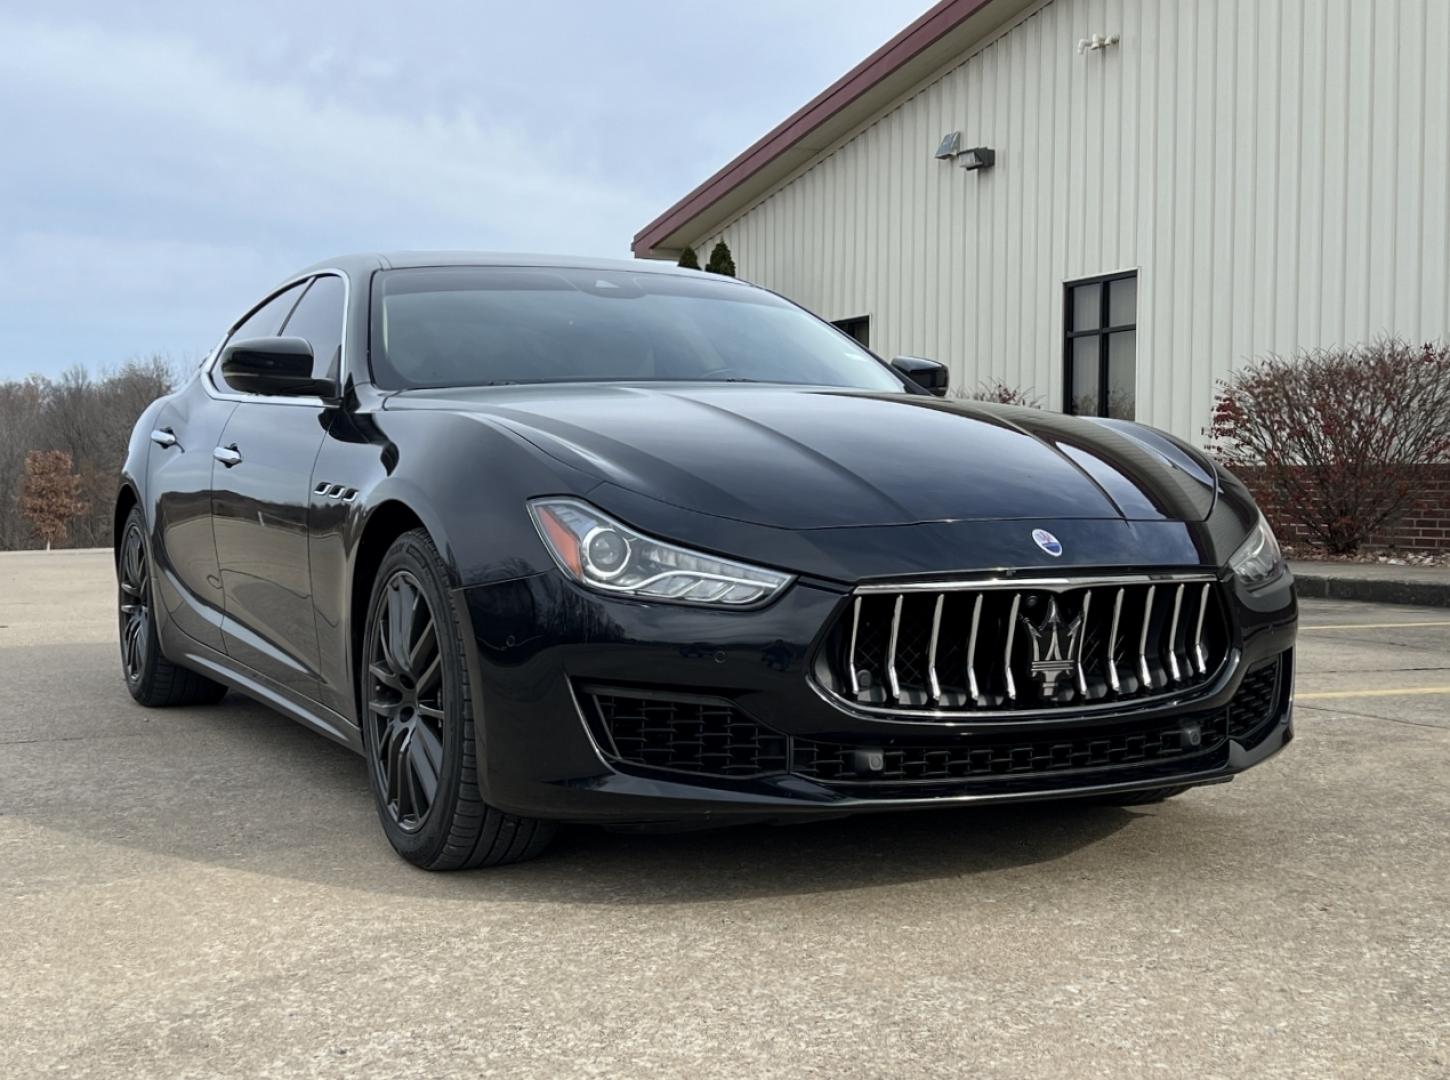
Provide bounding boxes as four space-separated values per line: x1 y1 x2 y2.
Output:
1291 572 1450 609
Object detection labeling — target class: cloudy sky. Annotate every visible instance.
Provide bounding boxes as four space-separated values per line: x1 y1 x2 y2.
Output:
0 1 929 380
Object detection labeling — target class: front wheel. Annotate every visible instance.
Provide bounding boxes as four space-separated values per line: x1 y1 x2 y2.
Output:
359 529 555 870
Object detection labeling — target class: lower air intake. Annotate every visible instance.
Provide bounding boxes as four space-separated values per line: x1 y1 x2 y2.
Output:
587 691 788 777
1228 653 1289 745
585 655 1286 788
791 710 1229 784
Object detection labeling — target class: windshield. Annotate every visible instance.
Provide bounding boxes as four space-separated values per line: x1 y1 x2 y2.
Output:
370 266 905 392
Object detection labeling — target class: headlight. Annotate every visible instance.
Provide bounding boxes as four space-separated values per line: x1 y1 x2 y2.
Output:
1228 512 1284 587
528 498 793 608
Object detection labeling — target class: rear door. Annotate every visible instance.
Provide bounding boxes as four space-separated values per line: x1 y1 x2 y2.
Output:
147 282 307 649
212 275 344 699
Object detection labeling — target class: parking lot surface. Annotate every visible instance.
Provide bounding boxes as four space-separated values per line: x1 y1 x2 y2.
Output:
1 549 1447 1079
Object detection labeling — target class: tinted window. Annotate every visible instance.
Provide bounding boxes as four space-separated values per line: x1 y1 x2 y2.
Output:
227 282 306 343
1064 272 1136 420
371 267 904 392
281 275 346 379
831 316 870 347
216 282 307 393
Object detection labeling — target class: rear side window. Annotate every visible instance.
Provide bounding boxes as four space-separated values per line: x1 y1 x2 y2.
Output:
281 275 346 379
216 282 307 393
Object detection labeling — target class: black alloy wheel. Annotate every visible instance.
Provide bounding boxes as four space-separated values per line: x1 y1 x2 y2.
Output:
359 529 555 869
118 521 150 683
116 506 227 707
365 570 446 832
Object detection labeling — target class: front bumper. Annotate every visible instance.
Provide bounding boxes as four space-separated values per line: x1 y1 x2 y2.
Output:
454 566 1297 825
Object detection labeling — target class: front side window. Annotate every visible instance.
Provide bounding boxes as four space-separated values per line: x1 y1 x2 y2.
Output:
1064 272 1136 419
370 267 905 392
215 281 308 393
281 275 346 379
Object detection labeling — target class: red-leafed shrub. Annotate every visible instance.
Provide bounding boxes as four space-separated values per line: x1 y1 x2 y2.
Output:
1208 339 1450 554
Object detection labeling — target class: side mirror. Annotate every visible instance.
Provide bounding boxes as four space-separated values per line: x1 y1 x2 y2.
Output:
891 355 949 397
219 337 335 398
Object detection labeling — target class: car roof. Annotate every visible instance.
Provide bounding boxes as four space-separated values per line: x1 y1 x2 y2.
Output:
293 251 736 280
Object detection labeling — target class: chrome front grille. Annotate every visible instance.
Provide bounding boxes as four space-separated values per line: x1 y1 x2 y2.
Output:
819 575 1231 718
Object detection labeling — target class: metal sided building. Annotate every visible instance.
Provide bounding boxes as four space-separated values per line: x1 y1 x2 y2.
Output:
633 0 1450 446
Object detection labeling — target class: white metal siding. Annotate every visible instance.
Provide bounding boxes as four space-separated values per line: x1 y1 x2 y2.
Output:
692 0 1450 445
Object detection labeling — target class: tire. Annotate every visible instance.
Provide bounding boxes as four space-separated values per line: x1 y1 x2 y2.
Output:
358 529 555 870
1097 785 1191 806
117 507 228 707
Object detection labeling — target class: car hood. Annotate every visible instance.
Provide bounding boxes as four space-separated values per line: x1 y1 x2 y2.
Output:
384 384 1218 529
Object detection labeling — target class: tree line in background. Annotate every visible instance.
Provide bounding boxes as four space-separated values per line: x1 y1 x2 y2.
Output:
1 358 177 551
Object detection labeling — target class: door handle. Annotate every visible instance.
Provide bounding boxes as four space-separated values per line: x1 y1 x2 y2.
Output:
150 428 177 448
213 444 243 467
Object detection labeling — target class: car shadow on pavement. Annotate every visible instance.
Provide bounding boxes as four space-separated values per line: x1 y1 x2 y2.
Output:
10 682 1142 905
489 803 1139 906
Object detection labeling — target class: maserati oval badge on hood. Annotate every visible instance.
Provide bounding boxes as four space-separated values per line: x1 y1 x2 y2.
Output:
1032 529 1064 557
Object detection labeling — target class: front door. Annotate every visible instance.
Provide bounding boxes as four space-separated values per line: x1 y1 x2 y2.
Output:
212 401 330 697
208 273 346 699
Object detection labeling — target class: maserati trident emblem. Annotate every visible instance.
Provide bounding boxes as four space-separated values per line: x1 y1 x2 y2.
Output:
1032 529 1063 557
1019 598 1083 700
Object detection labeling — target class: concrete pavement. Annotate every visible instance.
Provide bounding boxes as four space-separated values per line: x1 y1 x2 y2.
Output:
1 550 1447 1078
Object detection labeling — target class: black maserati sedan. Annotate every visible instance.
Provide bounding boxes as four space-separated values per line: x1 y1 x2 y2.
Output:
115 252 1296 869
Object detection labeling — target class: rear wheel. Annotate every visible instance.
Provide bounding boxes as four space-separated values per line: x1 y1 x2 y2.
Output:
359 529 555 870
117 507 227 707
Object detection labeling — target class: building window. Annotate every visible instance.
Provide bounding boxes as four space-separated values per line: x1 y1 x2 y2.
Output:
832 316 870 347
1064 272 1136 419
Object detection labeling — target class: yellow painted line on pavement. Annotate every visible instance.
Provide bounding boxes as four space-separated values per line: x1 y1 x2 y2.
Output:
1301 620 1450 631
1298 686 1450 701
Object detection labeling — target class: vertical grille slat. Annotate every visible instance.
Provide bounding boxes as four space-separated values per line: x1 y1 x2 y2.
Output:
1167 584 1185 682
1076 590 1093 696
847 596 862 696
1107 587 1125 694
886 594 904 701
927 594 944 703
1193 582 1210 675
824 576 1231 718
1003 594 1022 702
966 593 984 704
1137 585 1156 691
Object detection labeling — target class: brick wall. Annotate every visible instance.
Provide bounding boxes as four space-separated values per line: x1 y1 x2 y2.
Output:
1235 464 1450 554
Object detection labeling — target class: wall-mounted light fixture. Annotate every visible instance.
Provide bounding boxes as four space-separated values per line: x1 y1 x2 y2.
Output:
959 146 995 171
934 131 962 160
934 132 995 172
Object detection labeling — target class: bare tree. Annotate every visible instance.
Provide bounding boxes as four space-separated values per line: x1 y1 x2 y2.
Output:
0 357 176 550
0 377 47 549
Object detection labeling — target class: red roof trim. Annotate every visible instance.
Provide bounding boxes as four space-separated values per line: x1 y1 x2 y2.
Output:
632 0 1003 257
